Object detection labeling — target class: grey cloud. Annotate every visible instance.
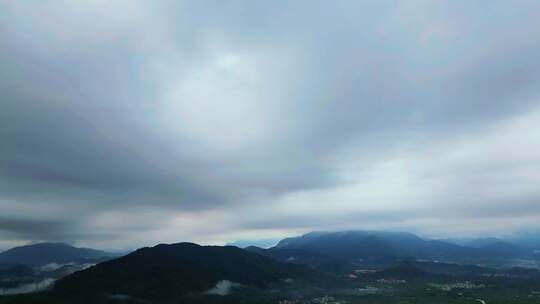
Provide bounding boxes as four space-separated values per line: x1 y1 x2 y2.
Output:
0 217 70 240
1 1 540 247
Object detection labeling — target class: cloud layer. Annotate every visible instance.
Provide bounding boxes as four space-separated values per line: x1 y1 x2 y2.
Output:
1 0 540 249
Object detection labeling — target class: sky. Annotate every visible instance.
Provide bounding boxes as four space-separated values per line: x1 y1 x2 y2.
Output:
1 0 540 250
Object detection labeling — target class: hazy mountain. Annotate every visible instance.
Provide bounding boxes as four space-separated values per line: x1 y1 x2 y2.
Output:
52 242 325 302
0 243 116 266
276 231 459 262
508 232 540 251
443 234 540 254
274 230 538 265
276 231 413 265
442 237 505 248
478 241 528 256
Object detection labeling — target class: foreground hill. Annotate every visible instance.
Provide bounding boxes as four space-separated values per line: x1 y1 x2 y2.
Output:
0 243 116 267
52 242 326 303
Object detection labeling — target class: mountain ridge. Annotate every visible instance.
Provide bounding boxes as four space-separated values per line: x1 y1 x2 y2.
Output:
52 242 329 302
273 230 540 266
0 243 116 266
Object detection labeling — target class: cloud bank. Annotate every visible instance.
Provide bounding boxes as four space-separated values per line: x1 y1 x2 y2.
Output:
1 0 540 249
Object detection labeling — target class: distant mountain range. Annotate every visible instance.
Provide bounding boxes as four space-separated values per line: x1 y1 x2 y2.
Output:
2 231 536 271
442 235 540 251
0 243 117 267
274 230 540 267
442 237 505 248
1 230 540 303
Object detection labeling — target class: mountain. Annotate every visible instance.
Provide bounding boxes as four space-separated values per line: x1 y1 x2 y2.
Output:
0 264 34 279
245 246 353 274
275 231 462 263
274 230 536 266
0 243 116 266
276 231 417 266
441 237 504 248
52 242 325 302
443 237 531 255
506 231 540 250
443 235 540 256
465 237 506 248
478 241 529 256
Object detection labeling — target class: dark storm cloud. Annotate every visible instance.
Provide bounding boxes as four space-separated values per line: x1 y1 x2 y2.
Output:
1 0 540 247
0 217 72 240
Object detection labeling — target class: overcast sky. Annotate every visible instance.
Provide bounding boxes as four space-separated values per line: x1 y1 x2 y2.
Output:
1 1 540 250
